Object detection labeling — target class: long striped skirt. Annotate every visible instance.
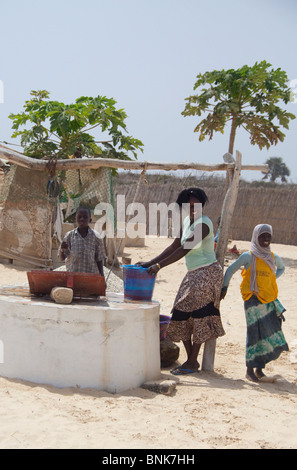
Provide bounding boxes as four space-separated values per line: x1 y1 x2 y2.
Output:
166 261 225 344
244 295 289 368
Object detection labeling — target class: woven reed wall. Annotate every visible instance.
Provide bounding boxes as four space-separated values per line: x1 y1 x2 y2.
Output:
113 181 297 245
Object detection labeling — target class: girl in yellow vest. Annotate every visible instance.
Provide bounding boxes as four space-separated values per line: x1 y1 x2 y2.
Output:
221 224 288 383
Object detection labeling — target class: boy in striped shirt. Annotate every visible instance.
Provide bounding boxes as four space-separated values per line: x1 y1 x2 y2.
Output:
59 207 106 277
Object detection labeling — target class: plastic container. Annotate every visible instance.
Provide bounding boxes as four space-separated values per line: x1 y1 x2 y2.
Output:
122 265 156 301
160 314 171 341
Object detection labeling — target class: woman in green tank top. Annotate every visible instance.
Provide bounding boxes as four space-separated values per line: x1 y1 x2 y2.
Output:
139 188 225 375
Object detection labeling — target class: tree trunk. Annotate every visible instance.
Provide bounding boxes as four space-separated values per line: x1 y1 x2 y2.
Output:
225 117 237 191
228 117 237 155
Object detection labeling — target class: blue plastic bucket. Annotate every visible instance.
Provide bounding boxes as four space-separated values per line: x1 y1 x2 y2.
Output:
122 265 156 301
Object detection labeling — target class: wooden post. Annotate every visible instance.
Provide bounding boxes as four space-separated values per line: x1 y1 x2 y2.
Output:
216 150 242 267
202 150 242 371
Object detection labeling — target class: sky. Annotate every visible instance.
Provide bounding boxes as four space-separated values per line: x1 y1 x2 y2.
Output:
0 0 297 183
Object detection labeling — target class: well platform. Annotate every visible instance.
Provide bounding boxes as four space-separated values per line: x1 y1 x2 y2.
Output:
0 287 160 393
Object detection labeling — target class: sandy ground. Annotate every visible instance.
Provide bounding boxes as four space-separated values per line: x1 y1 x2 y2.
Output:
0 237 296 449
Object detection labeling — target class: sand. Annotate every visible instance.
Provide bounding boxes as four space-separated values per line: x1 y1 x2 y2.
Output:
0 237 296 449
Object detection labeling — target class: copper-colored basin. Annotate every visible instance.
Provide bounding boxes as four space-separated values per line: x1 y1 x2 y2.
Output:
27 270 106 297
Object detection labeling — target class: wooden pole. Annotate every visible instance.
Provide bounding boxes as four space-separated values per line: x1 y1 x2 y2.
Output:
216 150 242 267
201 150 242 371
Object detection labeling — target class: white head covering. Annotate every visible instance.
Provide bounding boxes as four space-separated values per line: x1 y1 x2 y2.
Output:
250 224 275 294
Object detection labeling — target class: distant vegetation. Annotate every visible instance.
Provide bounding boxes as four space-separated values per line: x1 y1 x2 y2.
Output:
263 157 291 183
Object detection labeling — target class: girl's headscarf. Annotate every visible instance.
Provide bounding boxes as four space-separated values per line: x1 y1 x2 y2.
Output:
250 224 275 294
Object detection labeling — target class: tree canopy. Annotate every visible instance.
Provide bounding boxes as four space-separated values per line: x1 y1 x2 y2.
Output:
182 60 296 155
262 157 290 183
9 90 144 160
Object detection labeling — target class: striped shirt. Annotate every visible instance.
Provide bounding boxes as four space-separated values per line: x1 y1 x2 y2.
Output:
60 227 106 273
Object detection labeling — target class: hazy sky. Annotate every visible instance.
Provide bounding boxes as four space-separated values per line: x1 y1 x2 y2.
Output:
1 0 296 182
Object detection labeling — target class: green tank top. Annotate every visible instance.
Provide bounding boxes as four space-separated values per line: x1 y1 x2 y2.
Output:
181 215 216 270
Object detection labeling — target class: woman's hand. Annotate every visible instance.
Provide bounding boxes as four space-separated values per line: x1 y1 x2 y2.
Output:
136 261 150 268
147 264 161 276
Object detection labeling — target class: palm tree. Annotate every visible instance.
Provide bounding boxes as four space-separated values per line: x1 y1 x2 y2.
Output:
262 157 290 182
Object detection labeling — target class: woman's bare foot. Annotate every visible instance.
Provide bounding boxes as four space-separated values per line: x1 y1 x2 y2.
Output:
182 360 200 372
246 367 259 382
255 368 265 379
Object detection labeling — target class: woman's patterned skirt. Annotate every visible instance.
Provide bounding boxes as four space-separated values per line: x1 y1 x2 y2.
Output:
244 295 288 368
166 261 225 344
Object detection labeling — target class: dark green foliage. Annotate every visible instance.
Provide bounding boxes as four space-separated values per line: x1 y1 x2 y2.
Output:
9 90 143 161
182 61 296 153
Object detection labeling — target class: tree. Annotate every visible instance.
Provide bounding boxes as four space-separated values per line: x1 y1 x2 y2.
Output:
9 90 143 161
262 157 290 182
182 61 296 155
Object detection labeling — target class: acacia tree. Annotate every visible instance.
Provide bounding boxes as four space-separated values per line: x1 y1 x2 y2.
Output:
182 60 295 155
262 157 290 182
9 90 143 160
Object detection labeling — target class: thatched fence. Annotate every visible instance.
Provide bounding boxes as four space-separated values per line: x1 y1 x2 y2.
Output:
113 178 297 246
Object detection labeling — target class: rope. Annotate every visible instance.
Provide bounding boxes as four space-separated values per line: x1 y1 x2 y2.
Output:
47 178 60 198
44 194 50 270
46 156 60 198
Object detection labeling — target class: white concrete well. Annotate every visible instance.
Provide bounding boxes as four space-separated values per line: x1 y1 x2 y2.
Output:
0 288 160 393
